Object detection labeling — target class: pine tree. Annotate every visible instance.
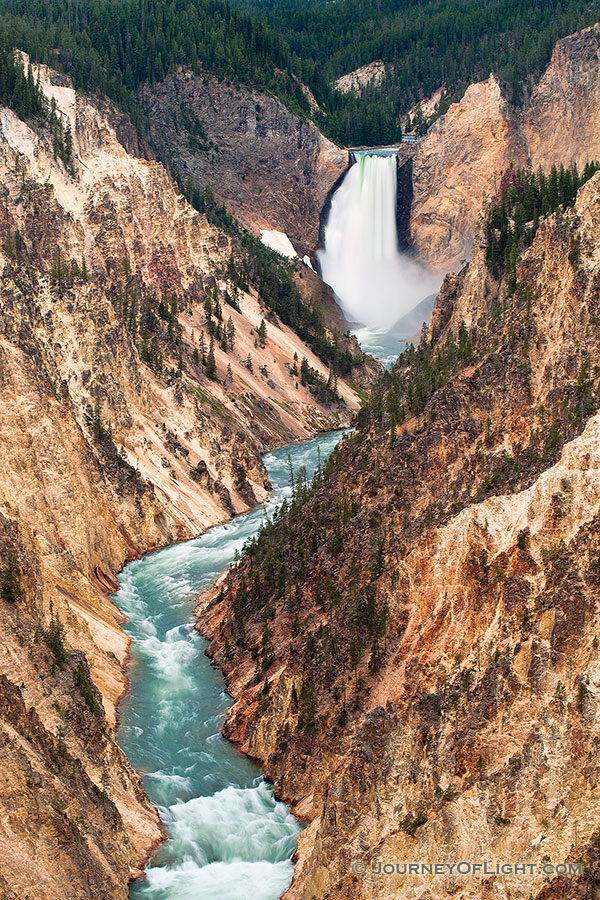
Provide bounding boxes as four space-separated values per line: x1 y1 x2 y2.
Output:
548 165 559 211
226 316 236 350
257 318 267 348
63 122 73 171
1 556 22 603
206 335 217 380
300 357 309 386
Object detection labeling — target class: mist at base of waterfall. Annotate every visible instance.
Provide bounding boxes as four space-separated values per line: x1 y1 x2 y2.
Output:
318 152 441 334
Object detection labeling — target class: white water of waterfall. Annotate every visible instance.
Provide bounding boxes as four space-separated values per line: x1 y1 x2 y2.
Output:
318 152 441 334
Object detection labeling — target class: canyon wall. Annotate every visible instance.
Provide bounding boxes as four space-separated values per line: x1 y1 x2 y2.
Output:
0 60 366 900
409 75 525 270
141 71 349 256
133 25 600 280
198 170 600 900
410 24 600 271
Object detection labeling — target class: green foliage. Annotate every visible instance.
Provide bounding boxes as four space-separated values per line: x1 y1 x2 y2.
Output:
1 0 599 146
226 316 236 350
0 41 44 118
336 705 348 727
461 667 474 692
239 0 600 145
181 184 362 375
226 446 392 701
257 318 267 348
363 321 473 431
112 285 189 377
91 394 113 445
46 613 68 666
206 335 217 381
434 783 456 802
1 555 22 603
300 357 341 404
399 810 427 835
485 162 600 284
0 0 310 135
74 660 99 712
568 234 580 264
0 42 74 171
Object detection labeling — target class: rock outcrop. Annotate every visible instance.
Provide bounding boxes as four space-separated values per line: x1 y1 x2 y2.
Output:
132 26 600 280
334 62 387 96
197 171 600 900
141 71 349 255
408 24 600 271
524 24 600 172
409 75 524 269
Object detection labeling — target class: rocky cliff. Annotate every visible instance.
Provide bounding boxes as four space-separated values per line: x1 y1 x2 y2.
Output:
140 70 349 256
197 169 600 900
409 75 524 270
0 58 367 900
408 24 600 272
131 25 600 282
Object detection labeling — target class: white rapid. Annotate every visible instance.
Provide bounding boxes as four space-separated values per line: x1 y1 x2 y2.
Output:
114 431 347 900
318 151 440 334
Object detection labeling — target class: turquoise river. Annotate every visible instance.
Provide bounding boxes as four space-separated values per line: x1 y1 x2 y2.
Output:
113 430 347 900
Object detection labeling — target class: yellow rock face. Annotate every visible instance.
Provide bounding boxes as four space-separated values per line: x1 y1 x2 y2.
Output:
410 25 600 273
0 57 364 900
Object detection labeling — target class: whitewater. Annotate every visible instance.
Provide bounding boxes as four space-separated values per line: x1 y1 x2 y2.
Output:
318 150 440 335
114 431 347 899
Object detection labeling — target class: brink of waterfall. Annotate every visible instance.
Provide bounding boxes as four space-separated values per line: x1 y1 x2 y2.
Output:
318 150 440 332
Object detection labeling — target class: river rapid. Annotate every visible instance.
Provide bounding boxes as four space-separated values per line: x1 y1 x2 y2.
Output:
114 430 347 899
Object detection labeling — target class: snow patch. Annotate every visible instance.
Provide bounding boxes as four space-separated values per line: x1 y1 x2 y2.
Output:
260 230 297 260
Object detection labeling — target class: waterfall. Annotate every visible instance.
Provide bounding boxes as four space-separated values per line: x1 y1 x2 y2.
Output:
318 151 440 332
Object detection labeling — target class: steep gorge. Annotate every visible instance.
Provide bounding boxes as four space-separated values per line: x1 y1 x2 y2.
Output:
99 24 600 298
197 168 600 900
140 70 349 257
4 20 600 900
0 60 369 900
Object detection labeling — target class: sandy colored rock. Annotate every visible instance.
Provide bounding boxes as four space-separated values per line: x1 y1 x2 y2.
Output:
410 75 524 270
0 56 366 900
409 25 600 272
198 171 600 900
335 61 387 96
